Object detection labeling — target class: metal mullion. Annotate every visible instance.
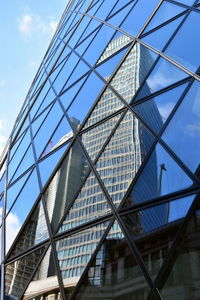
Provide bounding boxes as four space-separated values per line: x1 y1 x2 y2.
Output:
9 129 27 164
166 0 197 8
119 188 199 218
151 190 200 295
28 101 67 300
31 95 56 124
6 165 34 190
70 216 116 299
0 136 12 299
105 0 134 21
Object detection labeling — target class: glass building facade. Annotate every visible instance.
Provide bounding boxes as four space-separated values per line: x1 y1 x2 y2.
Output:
1 0 200 299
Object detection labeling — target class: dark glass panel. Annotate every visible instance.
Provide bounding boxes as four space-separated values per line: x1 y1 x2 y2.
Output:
5 246 46 299
44 140 90 233
6 169 40 254
82 113 122 162
110 43 158 103
135 57 188 100
120 0 160 37
23 247 61 300
96 110 155 207
42 116 72 157
34 102 64 158
123 143 193 207
162 80 200 173
60 76 86 110
11 145 35 183
143 1 185 34
67 72 105 131
133 82 188 134
29 80 52 120
6 171 31 212
165 11 200 72
39 143 69 187
82 24 116 66
142 15 184 52
96 46 128 80
122 195 195 280
59 171 111 233
74 220 150 300
8 201 49 259
160 208 200 299
56 221 110 299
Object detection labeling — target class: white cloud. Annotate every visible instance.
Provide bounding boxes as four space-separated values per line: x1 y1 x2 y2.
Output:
158 102 175 121
184 121 200 137
148 73 173 91
18 14 58 36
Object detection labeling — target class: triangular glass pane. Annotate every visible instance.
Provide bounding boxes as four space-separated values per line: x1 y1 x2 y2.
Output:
122 194 195 281
42 116 73 157
32 103 54 137
108 0 133 17
44 140 90 233
160 205 200 299
75 25 100 57
143 1 185 34
142 15 184 52
59 171 111 233
135 57 188 101
74 220 151 299
83 86 124 129
9 131 26 162
10 145 34 183
6 170 31 212
23 246 62 300
110 43 158 103
82 113 122 162
34 102 64 158
165 11 200 72
6 169 40 254
96 110 155 207
67 72 105 132
106 2 134 28
120 0 160 37
177 0 195 5
91 0 116 21
11 145 35 183
162 80 200 173
56 221 110 299
5 246 47 299
133 82 188 134
60 76 86 110
96 46 128 80
34 87 57 120
50 51 71 83
8 200 49 259
123 142 193 207
39 143 69 187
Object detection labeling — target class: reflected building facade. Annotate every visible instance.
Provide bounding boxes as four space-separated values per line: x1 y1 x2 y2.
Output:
1 1 200 300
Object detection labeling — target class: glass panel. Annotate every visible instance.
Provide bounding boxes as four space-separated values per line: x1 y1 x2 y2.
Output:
74 220 150 300
39 143 69 187
67 72 105 131
96 46 128 80
34 102 64 158
44 140 90 233
110 43 158 103
161 208 200 299
9 130 26 163
106 3 134 28
96 110 155 207
6 169 40 253
142 15 184 52
8 201 49 259
42 116 72 156
165 11 200 72
133 82 188 134
23 246 61 300
83 87 124 129
92 0 116 20
122 195 195 280
120 0 160 37
6 171 31 212
143 1 185 34
56 221 110 299
59 171 111 233
124 143 193 207
177 0 196 6
32 103 54 137
5 246 46 299
135 57 188 100
82 113 122 162
34 86 57 120
162 80 200 173
0 172 5 196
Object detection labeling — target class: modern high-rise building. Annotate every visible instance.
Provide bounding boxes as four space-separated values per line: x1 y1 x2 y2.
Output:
1 0 200 299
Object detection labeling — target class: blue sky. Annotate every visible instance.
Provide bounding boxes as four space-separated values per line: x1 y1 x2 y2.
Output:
0 1 67 154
